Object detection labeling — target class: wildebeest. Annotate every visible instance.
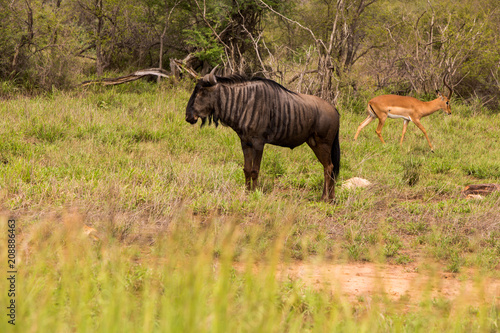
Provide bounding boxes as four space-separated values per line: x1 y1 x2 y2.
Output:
185 68 340 201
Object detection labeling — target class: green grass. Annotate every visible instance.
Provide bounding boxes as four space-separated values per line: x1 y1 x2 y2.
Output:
1 81 500 331
1 215 500 332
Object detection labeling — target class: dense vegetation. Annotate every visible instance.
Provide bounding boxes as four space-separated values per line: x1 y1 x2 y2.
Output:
1 0 500 109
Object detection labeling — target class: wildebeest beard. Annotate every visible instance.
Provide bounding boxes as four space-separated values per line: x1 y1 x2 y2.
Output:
200 113 220 128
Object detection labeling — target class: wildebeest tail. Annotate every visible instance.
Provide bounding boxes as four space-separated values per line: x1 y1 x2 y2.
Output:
331 130 340 179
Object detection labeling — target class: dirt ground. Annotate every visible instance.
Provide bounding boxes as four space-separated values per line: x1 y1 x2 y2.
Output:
245 261 500 305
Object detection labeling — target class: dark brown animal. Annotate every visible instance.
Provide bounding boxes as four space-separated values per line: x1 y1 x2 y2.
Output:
185 68 341 201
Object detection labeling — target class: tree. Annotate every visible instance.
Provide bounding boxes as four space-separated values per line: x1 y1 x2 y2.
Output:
0 0 498 111
258 0 378 101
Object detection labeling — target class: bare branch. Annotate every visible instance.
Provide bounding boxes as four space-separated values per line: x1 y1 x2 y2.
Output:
192 0 230 50
238 11 268 77
80 68 170 87
287 70 318 84
255 0 327 52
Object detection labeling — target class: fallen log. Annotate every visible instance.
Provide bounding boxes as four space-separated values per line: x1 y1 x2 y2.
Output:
80 68 170 87
462 184 500 197
79 55 204 87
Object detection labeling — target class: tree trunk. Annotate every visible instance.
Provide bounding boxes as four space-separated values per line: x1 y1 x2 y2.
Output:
95 0 104 77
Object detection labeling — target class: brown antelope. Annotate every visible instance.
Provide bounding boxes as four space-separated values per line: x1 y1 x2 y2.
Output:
354 75 453 151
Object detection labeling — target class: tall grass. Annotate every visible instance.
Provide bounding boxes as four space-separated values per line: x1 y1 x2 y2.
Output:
1 83 500 265
0 81 500 330
1 214 499 332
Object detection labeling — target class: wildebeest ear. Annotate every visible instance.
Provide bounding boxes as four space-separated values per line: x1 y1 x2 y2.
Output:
203 66 218 86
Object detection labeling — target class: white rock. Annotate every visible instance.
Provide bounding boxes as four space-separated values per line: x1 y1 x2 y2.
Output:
342 177 372 190
466 194 484 200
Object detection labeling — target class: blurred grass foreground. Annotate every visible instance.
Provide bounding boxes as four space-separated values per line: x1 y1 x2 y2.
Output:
1 213 499 333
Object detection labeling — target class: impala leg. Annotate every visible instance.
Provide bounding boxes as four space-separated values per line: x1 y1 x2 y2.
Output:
375 116 387 144
354 115 375 141
413 119 434 151
400 119 409 145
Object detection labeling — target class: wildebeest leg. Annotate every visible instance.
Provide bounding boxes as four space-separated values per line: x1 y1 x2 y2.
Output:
241 140 264 190
308 141 335 201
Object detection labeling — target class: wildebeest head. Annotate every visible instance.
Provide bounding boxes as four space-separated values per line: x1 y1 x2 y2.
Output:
185 67 218 126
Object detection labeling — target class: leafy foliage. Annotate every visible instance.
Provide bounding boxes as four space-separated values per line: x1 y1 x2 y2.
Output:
0 0 499 109
185 27 224 66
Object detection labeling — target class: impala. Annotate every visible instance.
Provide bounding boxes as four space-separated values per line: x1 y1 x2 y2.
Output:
354 75 453 151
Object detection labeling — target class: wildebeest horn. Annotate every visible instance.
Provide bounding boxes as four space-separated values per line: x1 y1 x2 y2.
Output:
203 66 218 86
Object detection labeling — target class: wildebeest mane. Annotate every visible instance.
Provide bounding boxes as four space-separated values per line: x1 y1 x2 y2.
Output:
216 75 297 95
201 75 297 128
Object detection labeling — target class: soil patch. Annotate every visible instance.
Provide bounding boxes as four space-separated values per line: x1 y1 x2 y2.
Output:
239 261 500 305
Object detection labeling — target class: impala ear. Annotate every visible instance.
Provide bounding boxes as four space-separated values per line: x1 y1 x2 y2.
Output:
436 90 443 98
202 66 218 86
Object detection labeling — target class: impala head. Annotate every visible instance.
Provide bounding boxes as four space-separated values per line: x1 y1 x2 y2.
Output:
436 73 453 115
185 67 218 125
